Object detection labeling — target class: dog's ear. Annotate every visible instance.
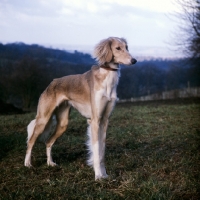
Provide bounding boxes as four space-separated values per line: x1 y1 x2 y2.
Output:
93 38 113 65
105 42 113 63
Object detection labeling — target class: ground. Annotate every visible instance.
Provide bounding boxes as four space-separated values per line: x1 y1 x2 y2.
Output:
0 98 199 199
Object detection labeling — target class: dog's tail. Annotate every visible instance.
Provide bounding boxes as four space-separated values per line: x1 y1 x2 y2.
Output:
27 119 36 142
27 116 57 143
86 120 93 167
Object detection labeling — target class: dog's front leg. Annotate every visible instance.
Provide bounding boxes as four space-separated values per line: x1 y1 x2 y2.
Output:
99 117 109 178
90 118 103 180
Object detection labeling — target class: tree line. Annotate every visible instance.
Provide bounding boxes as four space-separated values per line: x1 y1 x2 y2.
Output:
0 43 199 109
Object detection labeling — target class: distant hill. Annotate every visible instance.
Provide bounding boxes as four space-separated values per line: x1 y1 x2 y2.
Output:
0 42 190 71
0 42 95 65
0 42 199 109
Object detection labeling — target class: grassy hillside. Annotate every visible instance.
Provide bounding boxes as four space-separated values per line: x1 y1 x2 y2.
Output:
0 101 199 199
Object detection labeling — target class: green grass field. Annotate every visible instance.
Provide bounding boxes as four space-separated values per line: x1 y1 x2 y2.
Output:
0 100 199 199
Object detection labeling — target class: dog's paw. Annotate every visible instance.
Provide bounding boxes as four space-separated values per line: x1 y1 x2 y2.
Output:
102 174 109 179
95 174 109 181
47 161 57 167
24 161 32 168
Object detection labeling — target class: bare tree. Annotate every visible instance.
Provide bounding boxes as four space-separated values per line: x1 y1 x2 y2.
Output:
175 0 200 59
172 0 200 87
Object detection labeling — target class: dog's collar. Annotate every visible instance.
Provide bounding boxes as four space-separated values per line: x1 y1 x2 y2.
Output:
100 64 119 71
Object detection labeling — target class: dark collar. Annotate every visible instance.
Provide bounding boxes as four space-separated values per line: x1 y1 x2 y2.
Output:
100 64 119 71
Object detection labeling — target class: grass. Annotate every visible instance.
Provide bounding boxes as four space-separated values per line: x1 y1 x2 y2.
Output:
0 100 199 199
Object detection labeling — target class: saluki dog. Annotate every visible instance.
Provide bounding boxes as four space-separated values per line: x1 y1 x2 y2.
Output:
24 37 137 180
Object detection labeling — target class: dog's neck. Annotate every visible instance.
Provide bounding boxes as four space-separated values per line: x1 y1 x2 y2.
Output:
100 63 119 71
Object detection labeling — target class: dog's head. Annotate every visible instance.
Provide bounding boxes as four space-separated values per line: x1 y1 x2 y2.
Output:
94 37 137 66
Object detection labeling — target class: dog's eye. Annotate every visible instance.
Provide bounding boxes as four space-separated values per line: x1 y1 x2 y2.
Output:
126 45 128 51
116 47 121 50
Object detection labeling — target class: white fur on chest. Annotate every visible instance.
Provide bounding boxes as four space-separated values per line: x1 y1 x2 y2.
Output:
99 68 120 100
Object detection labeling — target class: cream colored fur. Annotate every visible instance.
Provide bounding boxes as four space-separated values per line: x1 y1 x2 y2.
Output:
24 37 137 180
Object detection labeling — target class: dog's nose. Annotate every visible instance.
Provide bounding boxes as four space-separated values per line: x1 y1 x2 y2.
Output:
131 58 137 64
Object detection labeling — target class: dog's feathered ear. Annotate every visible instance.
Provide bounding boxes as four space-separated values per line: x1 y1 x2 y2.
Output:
93 38 113 65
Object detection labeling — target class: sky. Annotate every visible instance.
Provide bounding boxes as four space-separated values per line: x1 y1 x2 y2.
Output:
0 0 182 58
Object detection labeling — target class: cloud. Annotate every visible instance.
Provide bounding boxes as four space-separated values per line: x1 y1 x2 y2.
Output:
57 0 176 14
112 0 176 13
0 0 178 57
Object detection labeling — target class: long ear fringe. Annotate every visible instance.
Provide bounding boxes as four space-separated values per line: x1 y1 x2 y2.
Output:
93 38 113 65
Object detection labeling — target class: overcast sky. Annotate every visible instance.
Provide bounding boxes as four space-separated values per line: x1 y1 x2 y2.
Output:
0 0 182 58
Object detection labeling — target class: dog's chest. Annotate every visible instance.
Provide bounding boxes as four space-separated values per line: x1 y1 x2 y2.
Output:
101 71 119 100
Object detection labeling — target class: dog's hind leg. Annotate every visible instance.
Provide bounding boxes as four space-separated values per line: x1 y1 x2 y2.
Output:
25 116 52 167
46 102 71 166
24 96 57 167
38 116 57 143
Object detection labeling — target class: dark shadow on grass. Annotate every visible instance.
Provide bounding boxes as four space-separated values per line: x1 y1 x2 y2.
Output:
0 134 25 161
54 149 86 164
34 146 87 167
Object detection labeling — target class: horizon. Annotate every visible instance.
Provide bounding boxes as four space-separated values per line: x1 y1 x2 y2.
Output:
0 40 184 60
